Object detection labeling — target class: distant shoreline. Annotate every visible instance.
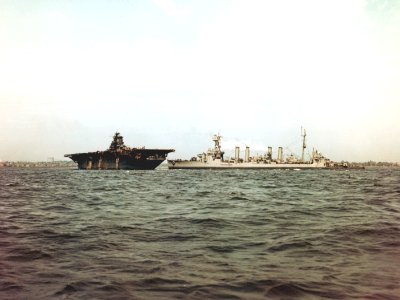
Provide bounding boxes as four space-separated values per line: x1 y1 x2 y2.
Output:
0 161 77 168
0 161 398 169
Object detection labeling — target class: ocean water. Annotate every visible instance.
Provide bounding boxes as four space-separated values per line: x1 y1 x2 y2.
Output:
1 167 399 300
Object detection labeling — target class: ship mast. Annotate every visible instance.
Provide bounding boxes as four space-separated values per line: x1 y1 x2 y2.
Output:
301 127 306 162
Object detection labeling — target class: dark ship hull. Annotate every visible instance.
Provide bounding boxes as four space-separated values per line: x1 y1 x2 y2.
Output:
65 133 174 170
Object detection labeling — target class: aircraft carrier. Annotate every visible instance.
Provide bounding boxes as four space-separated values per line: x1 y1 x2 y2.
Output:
65 132 174 170
168 129 347 170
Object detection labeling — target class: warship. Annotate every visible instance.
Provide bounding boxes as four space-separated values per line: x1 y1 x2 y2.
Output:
65 132 174 170
168 129 347 170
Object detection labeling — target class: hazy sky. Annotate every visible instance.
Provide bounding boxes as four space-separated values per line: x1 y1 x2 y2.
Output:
1 0 399 162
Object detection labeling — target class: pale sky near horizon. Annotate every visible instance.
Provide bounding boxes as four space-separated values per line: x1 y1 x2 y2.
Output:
1 0 399 162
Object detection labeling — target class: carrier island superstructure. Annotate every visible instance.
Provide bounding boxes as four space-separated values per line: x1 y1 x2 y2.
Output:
168 129 342 169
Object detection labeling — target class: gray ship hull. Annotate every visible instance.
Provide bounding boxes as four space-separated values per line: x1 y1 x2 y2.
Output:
167 130 352 170
168 159 327 170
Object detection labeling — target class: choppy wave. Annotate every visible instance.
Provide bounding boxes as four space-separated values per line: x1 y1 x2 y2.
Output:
1 167 400 299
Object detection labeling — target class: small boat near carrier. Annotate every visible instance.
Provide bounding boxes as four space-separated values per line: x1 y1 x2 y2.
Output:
168 129 352 170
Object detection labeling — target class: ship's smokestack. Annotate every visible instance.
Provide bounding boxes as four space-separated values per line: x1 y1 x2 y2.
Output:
267 147 272 159
245 146 250 163
235 146 240 162
278 147 283 162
